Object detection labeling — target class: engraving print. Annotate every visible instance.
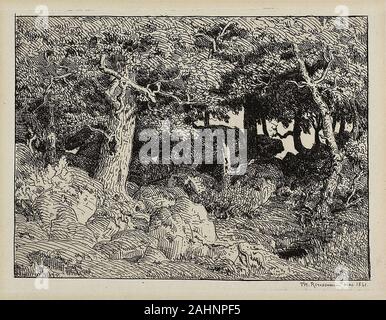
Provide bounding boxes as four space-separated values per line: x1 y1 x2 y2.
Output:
14 16 369 280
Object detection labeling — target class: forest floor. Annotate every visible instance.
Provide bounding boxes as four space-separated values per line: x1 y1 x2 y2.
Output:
14 144 370 280
213 196 369 280
15 193 369 280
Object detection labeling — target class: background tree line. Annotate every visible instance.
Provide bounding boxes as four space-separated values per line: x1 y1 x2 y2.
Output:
16 16 368 216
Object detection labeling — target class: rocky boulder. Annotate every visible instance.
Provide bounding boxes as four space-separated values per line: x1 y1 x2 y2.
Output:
148 194 217 260
169 197 216 244
49 207 96 246
93 229 158 262
137 247 169 264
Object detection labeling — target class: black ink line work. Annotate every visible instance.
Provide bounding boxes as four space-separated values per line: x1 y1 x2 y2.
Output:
14 16 369 280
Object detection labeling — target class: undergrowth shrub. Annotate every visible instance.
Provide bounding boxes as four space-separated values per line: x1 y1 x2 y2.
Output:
15 157 77 221
198 178 276 218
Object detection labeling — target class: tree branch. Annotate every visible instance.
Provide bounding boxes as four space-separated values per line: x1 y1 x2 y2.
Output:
157 90 201 106
219 20 234 38
345 170 364 208
147 75 202 107
273 130 294 139
151 69 182 86
99 54 156 103
292 43 312 84
27 128 37 154
116 82 128 114
271 123 293 139
285 80 307 88
85 124 113 141
314 59 333 85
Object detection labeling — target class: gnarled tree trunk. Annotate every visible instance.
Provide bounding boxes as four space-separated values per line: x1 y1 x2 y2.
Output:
294 44 344 216
45 104 57 164
339 116 346 136
243 103 258 160
309 84 343 216
293 114 307 154
332 115 337 132
204 111 210 127
312 114 322 149
314 127 321 147
94 106 136 193
94 54 158 194
45 132 57 164
260 117 269 136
